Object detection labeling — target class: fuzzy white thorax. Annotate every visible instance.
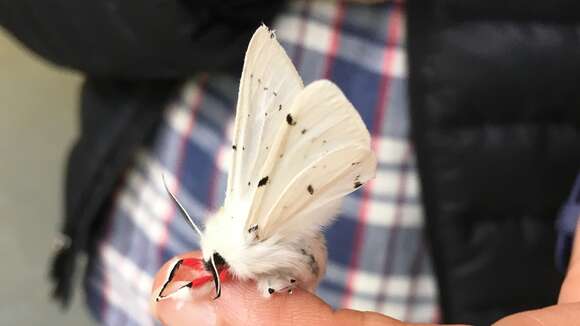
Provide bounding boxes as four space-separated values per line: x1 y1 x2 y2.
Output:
200 207 314 280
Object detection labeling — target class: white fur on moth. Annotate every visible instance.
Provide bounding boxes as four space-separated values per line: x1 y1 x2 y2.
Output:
158 25 377 301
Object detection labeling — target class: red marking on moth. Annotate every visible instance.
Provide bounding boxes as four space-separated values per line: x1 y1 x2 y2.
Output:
190 268 230 288
178 257 230 288
181 257 203 269
159 257 231 298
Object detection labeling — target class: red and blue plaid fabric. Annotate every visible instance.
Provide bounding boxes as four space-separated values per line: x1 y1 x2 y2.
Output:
85 1 439 324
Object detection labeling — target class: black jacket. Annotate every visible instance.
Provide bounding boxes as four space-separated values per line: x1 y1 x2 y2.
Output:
2 1 579 325
408 1 580 324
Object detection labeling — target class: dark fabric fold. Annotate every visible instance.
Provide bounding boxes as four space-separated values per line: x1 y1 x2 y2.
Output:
51 79 178 306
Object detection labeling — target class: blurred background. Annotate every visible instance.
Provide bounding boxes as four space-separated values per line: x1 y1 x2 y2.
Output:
0 28 94 325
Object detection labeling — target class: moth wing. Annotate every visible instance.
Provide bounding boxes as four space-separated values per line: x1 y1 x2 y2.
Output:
246 80 377 239
225 25 304 216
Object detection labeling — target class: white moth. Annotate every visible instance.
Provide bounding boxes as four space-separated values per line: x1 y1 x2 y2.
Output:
157 25 376 300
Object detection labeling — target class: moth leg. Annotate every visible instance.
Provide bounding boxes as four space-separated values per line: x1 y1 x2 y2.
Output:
257 275 296 297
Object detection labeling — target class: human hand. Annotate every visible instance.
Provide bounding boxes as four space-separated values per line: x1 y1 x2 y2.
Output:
150 251 465 326
151 219 580 326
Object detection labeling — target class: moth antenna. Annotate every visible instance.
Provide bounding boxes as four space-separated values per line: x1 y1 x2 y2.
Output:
161 174 203 238
209 254 222 300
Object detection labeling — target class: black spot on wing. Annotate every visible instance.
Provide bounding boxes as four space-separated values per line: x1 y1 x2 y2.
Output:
301 129 307 134
278 104 282 111
273 91 278 96
307 185 314 195
258 176 269 187
248 224 259 233
232 145 237 150
354 181 363 189
286 114 296 126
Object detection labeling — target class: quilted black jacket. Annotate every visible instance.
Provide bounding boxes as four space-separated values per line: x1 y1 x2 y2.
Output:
408 1 580 324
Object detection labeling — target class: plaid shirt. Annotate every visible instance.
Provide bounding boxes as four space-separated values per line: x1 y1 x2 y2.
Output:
85 1 439 324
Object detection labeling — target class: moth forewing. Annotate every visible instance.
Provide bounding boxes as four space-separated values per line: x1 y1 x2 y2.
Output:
225 25 304 211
